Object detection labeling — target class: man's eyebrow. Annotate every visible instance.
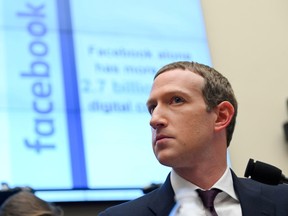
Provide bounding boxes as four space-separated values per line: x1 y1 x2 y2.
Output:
146 89 191 106
146 98 155 107
163 89 192 98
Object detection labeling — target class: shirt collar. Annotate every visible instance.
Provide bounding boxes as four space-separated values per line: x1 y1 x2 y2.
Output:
213 167 239 201
170 166 239 201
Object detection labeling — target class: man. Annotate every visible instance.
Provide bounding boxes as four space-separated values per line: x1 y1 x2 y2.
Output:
99 61 288 216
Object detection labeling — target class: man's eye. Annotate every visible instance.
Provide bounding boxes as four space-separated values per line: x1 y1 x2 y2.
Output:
171 96 184 104
148 105 156 114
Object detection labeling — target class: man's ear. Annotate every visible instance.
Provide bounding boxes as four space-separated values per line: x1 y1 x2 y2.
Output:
214 101 235 132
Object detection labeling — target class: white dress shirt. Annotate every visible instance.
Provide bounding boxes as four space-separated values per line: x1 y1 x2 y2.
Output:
170 167 242 216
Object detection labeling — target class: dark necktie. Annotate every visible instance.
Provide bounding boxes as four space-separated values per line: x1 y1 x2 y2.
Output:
196 188 221 216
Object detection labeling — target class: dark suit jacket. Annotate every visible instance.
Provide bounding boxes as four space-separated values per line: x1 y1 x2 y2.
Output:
98 170 288 216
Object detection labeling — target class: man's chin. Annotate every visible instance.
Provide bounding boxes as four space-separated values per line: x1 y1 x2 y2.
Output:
156 153 176 167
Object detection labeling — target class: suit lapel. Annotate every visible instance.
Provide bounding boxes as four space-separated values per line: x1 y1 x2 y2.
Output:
146 170 276 215
147 173 176 216
231 170 275 216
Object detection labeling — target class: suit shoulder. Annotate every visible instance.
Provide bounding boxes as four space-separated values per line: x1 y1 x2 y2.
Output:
239 177 288 196
98 188 161 216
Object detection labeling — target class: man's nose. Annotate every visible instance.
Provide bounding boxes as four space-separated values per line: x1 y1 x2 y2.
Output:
149 106 168 129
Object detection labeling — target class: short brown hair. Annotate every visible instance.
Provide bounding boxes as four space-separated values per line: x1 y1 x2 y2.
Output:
0 191 63 216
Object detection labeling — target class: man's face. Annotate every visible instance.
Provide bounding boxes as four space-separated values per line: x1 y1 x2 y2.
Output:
146 69 218 169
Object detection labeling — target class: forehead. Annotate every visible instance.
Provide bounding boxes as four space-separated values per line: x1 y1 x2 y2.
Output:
148 69 204 100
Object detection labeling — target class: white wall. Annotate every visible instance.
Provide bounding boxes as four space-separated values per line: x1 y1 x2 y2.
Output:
201 0 288 176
